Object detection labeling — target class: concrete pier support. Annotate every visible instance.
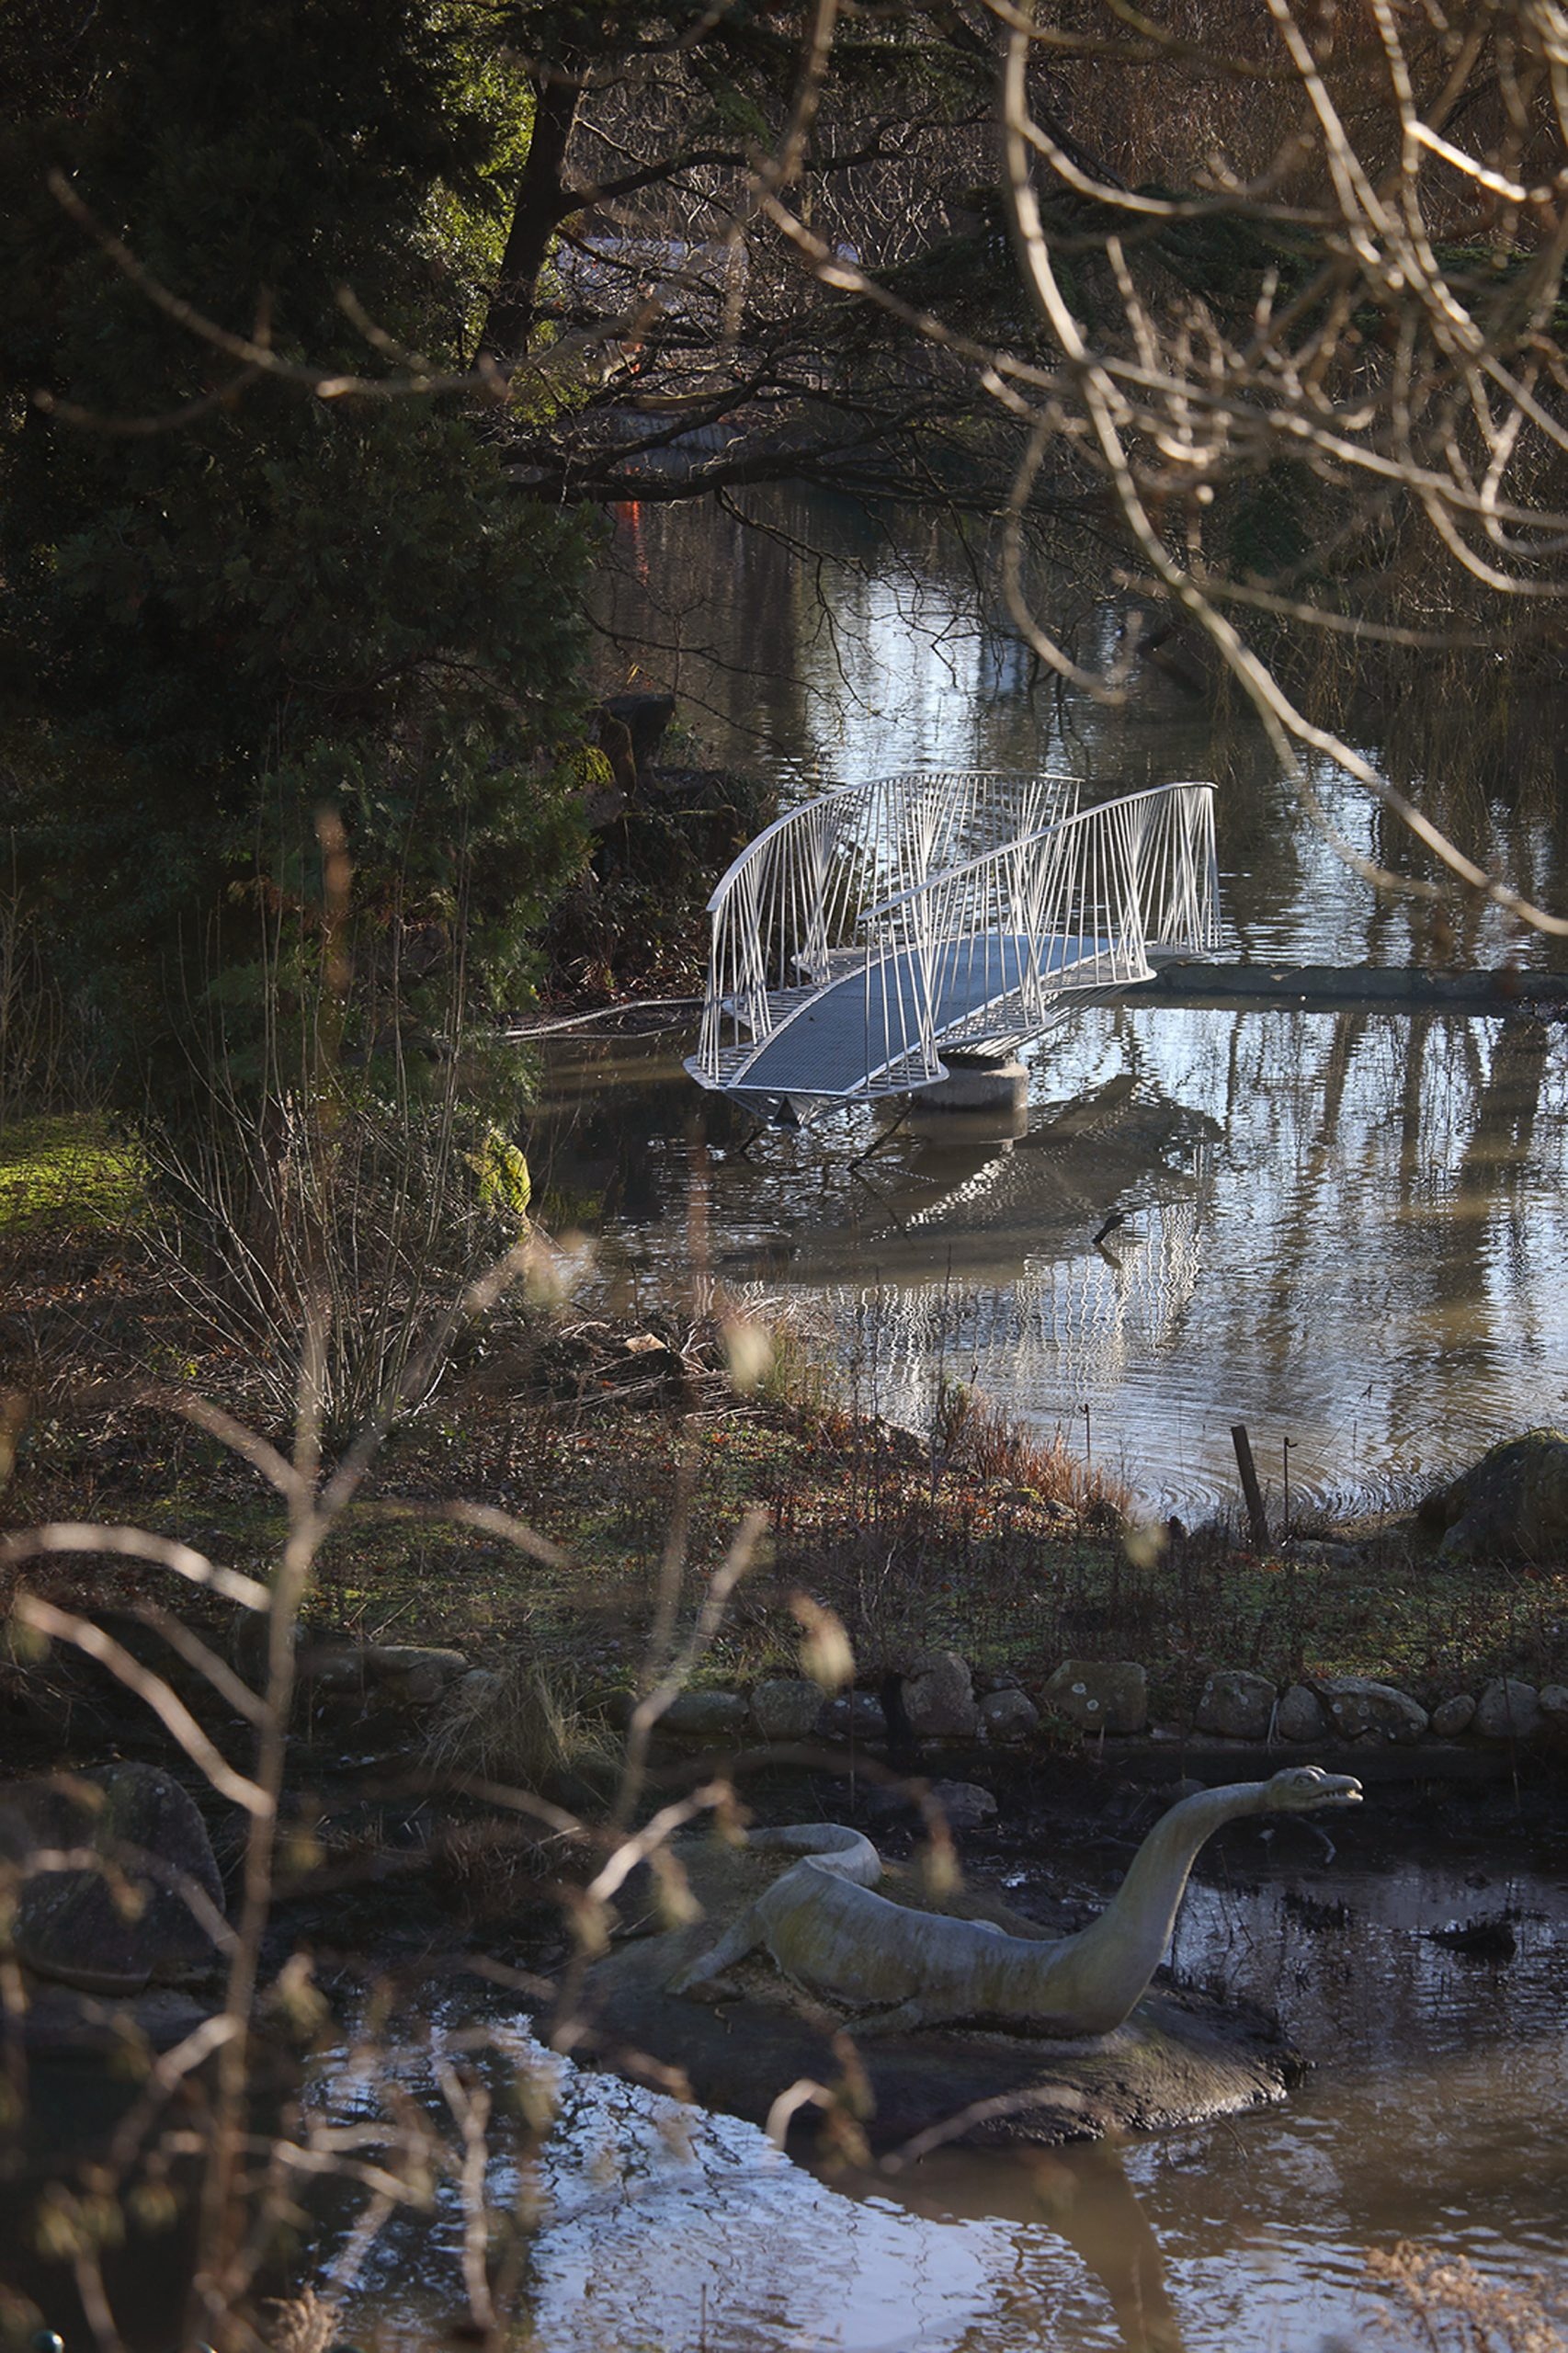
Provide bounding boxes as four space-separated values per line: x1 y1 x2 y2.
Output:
921 1049 1029 1125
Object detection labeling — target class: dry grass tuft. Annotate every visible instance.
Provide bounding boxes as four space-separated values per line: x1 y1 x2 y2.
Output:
421 1653 619 1791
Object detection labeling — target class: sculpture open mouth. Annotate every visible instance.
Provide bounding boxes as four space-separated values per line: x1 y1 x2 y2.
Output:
1298 1770 1364 1807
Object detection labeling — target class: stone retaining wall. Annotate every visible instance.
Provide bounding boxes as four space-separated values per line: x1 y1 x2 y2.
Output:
301 1639 1568 1764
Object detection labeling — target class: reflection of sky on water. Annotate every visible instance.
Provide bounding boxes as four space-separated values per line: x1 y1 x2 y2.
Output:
595 491 1568 973
530 1001 1568 1514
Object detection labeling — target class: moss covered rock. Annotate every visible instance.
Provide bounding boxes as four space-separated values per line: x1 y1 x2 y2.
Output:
1426 1429 1568 1563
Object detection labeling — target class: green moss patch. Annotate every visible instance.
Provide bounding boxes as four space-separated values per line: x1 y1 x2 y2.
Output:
0 1115 147 1233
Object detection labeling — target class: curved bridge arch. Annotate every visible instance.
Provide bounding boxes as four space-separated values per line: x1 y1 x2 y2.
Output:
686 771 1220 1101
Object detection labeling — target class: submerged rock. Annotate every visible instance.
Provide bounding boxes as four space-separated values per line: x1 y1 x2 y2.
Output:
1427 1429 1568 1563
1 1764 225 1995
1041 1660 1148 1735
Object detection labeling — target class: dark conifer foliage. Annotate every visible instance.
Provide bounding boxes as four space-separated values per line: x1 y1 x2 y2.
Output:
0 0 593 1086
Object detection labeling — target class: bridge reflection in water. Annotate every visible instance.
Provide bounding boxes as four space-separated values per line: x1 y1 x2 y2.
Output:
718 1073 1218 1448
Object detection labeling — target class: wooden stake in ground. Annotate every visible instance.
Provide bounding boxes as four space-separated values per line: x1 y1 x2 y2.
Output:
1232 1425 1269 1550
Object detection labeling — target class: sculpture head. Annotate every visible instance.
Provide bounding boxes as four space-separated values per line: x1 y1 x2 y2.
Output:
1260 1766 1364 1811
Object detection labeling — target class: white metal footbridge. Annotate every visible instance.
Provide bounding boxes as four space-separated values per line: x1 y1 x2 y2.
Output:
686 771 1219 1102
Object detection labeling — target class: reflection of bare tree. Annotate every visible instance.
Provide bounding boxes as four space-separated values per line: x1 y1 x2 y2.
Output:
1457 1017 1551 1199
756 3 1568 944
826 1153 1210 1428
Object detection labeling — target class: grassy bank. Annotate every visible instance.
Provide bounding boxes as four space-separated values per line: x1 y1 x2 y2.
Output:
5 1119 1566 1734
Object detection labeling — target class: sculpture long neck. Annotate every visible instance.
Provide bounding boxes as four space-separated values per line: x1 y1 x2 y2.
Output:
1033 1782 1271 2031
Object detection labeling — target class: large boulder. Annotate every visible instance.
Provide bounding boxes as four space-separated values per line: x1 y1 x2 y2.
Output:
1041 1661 1148 1736
1426 1430 1568 1563
1195 1670 1275 1742
901 1654 979 1740
0 1764 226 1995
1316 1677 1428 1745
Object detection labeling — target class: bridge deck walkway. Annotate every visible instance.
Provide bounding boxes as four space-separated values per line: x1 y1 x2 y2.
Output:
733 930 1108 1097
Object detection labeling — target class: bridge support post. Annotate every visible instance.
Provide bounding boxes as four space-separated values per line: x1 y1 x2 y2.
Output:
919 1049 1028 1121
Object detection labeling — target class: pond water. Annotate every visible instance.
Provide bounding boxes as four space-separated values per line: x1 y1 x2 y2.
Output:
338 1822 1568 2353
527 1012 1568 1518
526 492 1568 1517
308 495 1568 2352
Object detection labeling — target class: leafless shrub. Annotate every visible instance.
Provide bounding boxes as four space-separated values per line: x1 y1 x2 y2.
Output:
1367 2240 1568 2351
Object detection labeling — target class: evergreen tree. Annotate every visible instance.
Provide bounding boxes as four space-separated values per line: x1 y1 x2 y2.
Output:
0 0 593 1089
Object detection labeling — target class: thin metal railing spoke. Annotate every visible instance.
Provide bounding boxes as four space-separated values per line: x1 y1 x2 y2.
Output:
690 773 1213 1096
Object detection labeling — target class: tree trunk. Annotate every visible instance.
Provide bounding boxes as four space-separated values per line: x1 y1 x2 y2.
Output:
477 69 581 373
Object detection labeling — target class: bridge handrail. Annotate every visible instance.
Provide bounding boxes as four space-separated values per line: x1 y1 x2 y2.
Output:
691 773 1215 1096
697 770 1086 1080
860 782 1216 932
702 768 1085 913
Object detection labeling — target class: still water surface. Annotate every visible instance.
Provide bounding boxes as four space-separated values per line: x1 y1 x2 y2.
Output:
534 493 1568 1516
346 1831 1568 2352
527 1013 1568 1518
355 497 1568 2345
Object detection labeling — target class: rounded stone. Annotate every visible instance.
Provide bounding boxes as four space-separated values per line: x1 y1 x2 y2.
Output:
3 1763 226 1996
1431 1429 1568 1563
367 1644 471 1707
1040 1659 1148 1735
1316 1677 1428 1744
816 1690 888 1742
366 1643 470 1682
750 1677 825 1743
979 1687 1040 1742
1195 1669 1275 1742
1429 1693 1476 1738
926 1779 997 1832
661 1689 751 1738
1538 1685 1568 1747
1473 1677 1542 1742
449 1666 506 1709
901 1653 979 1740
1275 1684 1327 1743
